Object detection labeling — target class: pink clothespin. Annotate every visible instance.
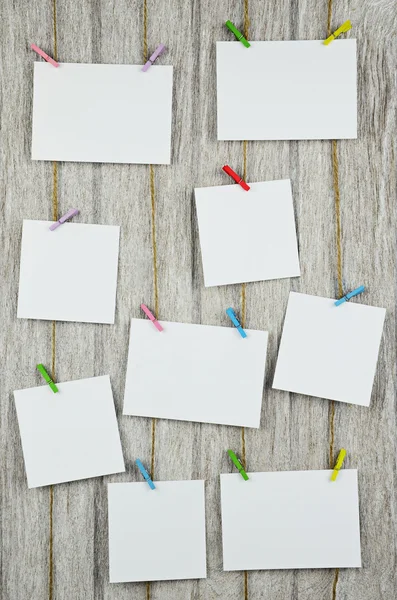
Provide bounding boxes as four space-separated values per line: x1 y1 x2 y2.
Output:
142 44 165 72
31 44 59 68
222 165 250 191
140 304 163 332
49 209 79 231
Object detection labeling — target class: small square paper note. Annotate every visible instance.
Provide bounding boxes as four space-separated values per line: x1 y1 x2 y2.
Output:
217 40 357 140
123 319 268 428
14 376 125 488
108 480 207 583
32 63 173 164
195 179 300 287
273 292 386 406
220 470 361 571
17 220 120 324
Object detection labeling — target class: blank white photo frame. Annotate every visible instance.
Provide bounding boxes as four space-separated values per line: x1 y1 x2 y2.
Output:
32 63 173 164
217 40 357 140
14 376 125 488
108 480 207 583
220 470 361 571
195 179 300 287
17 220 120 324
123 319 268 427
273 292 386 406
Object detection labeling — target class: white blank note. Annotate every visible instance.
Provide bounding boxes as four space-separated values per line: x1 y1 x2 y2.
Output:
17 220 120 324
217 40 357 140
273 292 386 406
123 319 268 427
14 376 125 488
108 480 207 582
221 470 361 571
195 179 300 287
32 62 173 164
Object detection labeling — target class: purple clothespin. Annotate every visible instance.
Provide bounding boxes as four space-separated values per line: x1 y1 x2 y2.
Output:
49 209 79 231
142 44 165 72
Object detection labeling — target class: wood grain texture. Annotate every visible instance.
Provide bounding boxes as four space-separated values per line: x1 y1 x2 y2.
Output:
0 1 396 599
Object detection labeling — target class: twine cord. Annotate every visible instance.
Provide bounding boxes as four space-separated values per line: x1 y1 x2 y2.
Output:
143 3 158 598
48 2 58 598
241 5 249 600
327 1 341 599
332 140 343 298
329 400 336 468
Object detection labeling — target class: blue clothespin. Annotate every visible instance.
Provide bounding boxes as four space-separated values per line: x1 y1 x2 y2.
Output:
135 459 155 490
226 307 247 338
335 285 365 306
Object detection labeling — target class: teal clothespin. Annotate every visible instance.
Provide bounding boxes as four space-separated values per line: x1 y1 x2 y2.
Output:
228 450 249 480
226 307 247 338
36 364 58 393
136 459 155 490
225 20 250 48
335 285 365 306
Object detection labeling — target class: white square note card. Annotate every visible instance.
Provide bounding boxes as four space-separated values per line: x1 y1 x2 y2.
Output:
217 40 357 140
17 220 120 324
221 470 361 571
123 319 268 427
14 375 125 488
32 63 173 164
195 179 300 287
273 292 386 406
108 480 207 583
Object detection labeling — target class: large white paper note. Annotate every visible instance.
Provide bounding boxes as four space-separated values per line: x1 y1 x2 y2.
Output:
273 292 386 406
221 470 361 571
17 220 120 324
195 179 300 287
108 480 207 582
32 63 173 164
14 376 125 488
123 319 268 427
217 40 357 140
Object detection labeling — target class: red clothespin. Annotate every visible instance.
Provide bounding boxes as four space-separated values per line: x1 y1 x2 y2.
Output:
222 165 250 191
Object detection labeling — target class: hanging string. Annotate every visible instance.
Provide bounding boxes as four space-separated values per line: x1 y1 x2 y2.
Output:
143 2 159 598
241 5 249 600
48 2 58 599
327 1 341 598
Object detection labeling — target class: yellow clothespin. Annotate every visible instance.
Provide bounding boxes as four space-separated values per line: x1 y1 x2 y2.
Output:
324 20 352 45
331 449 346 481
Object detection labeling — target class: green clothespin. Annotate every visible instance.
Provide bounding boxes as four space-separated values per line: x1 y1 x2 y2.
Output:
225 21 250 48
228 450 249 480
36 364 58 393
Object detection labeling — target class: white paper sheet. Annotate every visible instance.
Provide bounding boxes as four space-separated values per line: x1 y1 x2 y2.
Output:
14 376 125 488
195 179 300 287
273 292 385 406
217 40 357 140
108 480 207 582
221 470 361 571
123 319 268 427
32 62 173 164
17 220 120 324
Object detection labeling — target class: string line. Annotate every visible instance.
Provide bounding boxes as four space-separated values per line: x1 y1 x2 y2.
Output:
332 141 343 298
143 2 158 598
48 3 58 599
241 5 249 600
332 569 340 600
327 1 341 599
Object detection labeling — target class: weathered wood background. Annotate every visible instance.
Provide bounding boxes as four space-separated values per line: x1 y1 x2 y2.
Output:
1 0 396 598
